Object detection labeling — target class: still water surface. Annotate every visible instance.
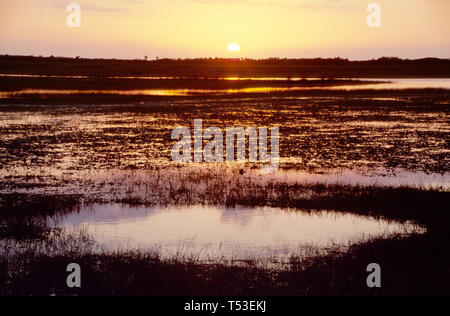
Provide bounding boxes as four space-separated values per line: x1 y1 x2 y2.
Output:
54 204 425 261
1 78 449 97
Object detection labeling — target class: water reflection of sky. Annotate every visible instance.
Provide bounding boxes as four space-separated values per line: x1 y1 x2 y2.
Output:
54 204 425 262
1 78 449 97
331 78 450 91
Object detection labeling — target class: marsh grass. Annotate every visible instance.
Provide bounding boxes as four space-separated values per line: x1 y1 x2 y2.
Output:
83 166 449 228
0 174 447 295
2 166 448 224
2 88 449 105
0 194 80 239
0 67 448 295
1 165 448 240
1 227 447 296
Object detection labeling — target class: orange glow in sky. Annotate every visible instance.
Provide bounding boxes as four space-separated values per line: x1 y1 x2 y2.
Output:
0 0 449 59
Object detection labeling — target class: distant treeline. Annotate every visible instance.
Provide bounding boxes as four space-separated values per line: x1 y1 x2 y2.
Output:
1 55 449 78
1 54 449 65
149 57 450 66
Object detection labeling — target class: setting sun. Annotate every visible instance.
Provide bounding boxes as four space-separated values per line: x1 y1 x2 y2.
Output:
228 43 241 52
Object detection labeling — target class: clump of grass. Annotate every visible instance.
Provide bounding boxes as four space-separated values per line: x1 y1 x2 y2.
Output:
89 166 449 229
1 167 449 234
0 193 81 239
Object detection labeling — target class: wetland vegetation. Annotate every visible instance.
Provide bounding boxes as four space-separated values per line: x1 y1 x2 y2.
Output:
0 56 449 295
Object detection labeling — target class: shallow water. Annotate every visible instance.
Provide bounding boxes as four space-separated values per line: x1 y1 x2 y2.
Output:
1 96 448 179
0 76 447 270
53 204 425 262
330 78 450 91
0 91 449 201
1 78 449 97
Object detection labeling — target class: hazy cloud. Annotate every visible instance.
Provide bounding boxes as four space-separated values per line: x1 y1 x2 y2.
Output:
36 0 345 12
36 0 146 12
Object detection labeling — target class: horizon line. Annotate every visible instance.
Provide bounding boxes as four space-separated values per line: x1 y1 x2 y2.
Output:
1 54 449 63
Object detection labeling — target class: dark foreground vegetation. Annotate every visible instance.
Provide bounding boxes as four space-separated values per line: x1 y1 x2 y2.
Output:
1 55 450 78
0 185 449 296
2 234 448 296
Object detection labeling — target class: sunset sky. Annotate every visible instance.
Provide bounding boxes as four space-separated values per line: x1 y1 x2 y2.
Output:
0 0 449 59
